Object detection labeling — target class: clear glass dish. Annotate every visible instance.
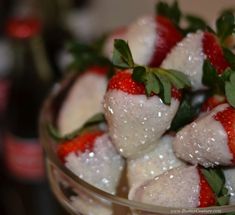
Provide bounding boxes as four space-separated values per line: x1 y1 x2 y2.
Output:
39 79 235 215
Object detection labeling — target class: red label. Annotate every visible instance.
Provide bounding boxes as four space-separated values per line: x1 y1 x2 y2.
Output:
4 133 45 182
0 79 10 113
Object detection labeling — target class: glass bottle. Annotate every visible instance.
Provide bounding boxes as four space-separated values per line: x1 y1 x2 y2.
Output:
3 16 66 215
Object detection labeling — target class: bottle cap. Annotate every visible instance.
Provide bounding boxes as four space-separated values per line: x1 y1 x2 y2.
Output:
6 17 41 39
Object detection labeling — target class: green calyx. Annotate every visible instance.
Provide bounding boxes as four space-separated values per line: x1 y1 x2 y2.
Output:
112 39 191 105
48 113 106 142
202 60 235 108
156 1 208 34
67 38 114 78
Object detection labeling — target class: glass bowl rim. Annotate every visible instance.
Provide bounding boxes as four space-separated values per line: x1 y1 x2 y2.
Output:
40 81 235 214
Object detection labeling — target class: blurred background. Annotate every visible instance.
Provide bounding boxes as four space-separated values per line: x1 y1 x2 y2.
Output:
0 0 234 215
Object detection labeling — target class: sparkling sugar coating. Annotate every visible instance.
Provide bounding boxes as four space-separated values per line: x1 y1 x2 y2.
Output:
224 168 235 204
128 135 185 189
161 31 205 90
126 15 157 65
104 90 179 158
173 104 233 167
64 134 124 194
129 166 200 208
58 72 107 135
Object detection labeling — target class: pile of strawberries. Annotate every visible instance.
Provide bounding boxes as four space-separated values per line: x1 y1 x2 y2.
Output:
49 1 235 211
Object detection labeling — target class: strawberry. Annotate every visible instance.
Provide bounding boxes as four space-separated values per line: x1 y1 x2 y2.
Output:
162 11 235 91
58 66 108 135
129 166 216 208
58 130 124 194
126 15 183 67
57 130 104 162
173 103 234 167
104 70 181 158
162 31 232 90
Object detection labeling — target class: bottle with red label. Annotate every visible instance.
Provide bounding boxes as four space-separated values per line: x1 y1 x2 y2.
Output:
2 15 67 215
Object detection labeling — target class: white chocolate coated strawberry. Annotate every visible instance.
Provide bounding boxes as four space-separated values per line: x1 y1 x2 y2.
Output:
126 15 157 65
64 134 124 194
104 90 179 158
173 104 233 167
161 31 205 90
129 166 200 208
58 70 107 135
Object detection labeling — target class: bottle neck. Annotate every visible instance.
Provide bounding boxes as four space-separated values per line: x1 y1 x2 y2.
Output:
41 0 71 31
12 36 53 84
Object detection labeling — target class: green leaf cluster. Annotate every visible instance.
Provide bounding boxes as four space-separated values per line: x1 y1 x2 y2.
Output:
67 40 114 78
201 168 230 206
112 39 191 105
156 1 209 35
48 113 106 142
156 0 181 26
202 60 235 108
170 91 208 131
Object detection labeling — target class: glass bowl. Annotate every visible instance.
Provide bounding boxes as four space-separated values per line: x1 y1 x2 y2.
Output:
39 78 235 215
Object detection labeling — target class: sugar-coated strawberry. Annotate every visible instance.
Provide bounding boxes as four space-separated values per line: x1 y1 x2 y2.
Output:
58 130 124 194
58 66 108 135
173 104 234 167
128 134 185 190
129 166 216 208
103 27 127 60
104 71 181 158
125 15 183 67
161 31 230 90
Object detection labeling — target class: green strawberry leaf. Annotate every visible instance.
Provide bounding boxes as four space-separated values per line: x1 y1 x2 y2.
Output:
217 195 230 206
225 81 235 108
156 0 181 26
112 39 191 105
202 60 225 94
145 72 160 96
132 66 147 83
201 168 230 206
112 39 135 69
154 72 171 105
167 69 191 88
48 113 106 141
67 41 114 76
223 48 235 70
216 11 235 45
170 91 207 131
